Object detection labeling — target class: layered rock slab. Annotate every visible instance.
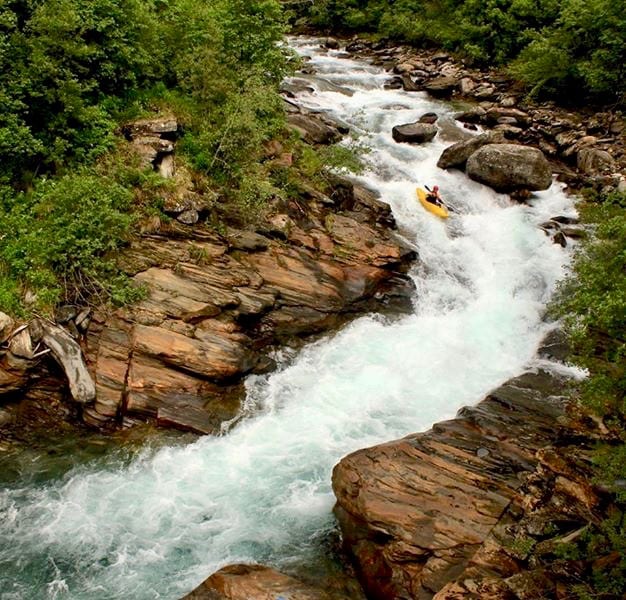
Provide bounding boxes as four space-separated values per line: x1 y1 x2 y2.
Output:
332 370 571 599
83 182 416 434
183 564 335 600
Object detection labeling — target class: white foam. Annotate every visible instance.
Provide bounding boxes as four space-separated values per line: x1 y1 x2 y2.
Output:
0 37 577 599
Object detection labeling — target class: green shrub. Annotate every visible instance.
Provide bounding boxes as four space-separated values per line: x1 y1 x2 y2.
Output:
551 190 626 598
0 174 141 313
302 0 625 103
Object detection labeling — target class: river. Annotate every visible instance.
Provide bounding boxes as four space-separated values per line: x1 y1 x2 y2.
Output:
0 37 577 599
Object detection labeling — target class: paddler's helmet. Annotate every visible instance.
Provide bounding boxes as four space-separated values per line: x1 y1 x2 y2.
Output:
433 185 439 191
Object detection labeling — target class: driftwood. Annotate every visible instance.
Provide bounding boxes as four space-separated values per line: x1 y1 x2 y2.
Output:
39 320 96 404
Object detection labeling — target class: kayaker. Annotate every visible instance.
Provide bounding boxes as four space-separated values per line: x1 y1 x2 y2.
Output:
425 185 443 206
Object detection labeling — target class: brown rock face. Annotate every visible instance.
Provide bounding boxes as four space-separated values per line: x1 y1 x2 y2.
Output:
183 564 332 600
83 182 416 434
332 370 581 599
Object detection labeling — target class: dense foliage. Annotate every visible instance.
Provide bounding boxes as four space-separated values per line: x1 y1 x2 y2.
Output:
0 0 290 314
556 191 626 428
304 0 626 104
552 190 626 597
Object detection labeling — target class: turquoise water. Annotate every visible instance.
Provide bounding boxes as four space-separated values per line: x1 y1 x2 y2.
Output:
0 38 577 599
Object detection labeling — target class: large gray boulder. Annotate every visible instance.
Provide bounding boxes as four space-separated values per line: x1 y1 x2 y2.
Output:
437 132 503 170
287 113 343 145
392 122 437 144
424 76 457 97
577 147 616 175
466 144 552 192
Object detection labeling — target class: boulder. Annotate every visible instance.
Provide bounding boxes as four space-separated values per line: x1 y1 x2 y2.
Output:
577 147 616 175
466 144 552 192
485 107 529 127
455 106 486 123
332 370 583 599
183 564 330 599
459 77 476 95
392 122 437 144
394 62 414 74
437 132 502 170
419 112 438 124
424 76 457 97
400 74 421 91
287 113 343 145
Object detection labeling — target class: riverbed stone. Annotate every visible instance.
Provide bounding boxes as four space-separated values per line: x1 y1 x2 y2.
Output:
437 132 503 170
466 144 552 191
392 122 437 144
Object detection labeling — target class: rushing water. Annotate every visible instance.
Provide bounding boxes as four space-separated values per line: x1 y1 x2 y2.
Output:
0 38 578 600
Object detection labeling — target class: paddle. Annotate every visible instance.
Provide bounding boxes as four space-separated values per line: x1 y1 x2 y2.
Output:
424 185 456 213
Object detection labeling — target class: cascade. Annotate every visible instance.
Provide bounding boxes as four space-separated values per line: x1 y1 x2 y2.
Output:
0 37 577 599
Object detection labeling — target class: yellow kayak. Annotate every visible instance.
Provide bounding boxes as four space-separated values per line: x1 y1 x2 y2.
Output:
417 187 449 219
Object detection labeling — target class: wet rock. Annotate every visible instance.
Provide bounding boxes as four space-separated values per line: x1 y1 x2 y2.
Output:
552 231 567 247
510 188 532 202
419 112 439 124
332 369 576 599
183 564 331 599
384 76 404 90
287 113 343 145
324 38 340 50
466 144 552 192
437 132 502 170
400 74 421 91
392 122 437 144
281 80 315 97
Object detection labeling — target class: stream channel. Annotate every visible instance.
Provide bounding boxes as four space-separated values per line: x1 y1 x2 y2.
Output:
0 37 578 599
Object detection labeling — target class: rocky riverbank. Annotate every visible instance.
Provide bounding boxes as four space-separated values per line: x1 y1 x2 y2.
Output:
182 336 618 600
170 38 622 599
0 106 416 445
331 344 616 599
299 35 625 196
